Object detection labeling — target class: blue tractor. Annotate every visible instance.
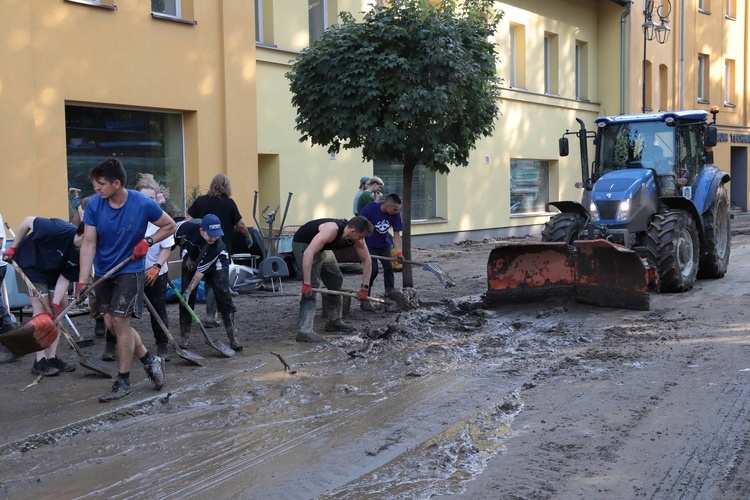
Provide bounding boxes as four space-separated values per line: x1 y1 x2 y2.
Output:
548 109 730 292
487 110 730 310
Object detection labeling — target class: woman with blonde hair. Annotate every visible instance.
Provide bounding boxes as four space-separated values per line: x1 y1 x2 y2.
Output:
186 173 253 330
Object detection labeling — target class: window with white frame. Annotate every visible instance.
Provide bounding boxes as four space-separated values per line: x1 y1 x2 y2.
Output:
508 24 526 89
698 53 709 102
308 0 327 46
510 160 549 215
725 59 736 105
543 32 559 95
65 105 186 219
152 0 180 18
255 0 264 43
575 41 588 100
374 159 437 220
726 0 736 18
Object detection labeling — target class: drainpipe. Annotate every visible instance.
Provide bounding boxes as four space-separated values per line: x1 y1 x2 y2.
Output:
621 2 632 114
679 0 685 110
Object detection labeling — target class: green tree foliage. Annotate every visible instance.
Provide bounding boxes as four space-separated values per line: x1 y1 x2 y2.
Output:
287 0 502 286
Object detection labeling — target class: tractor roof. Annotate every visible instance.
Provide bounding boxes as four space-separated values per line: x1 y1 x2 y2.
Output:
595 110 709 126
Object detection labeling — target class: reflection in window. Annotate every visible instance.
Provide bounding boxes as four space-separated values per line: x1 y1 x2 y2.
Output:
308 0 327 46
698 54 709 102
152 0 180 17
374 159 437 221
65 105 185 218
510 160 549 215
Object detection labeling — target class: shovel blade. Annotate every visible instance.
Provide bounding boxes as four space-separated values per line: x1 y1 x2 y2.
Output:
0 313 59 356
204 338 236 357
79 358 119 378
174 346 206 366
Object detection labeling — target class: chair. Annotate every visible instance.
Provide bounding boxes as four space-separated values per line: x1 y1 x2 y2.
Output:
2 265 31 323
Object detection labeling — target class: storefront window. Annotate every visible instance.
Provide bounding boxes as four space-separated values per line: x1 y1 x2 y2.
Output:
510 159 549 214
65 105 185 218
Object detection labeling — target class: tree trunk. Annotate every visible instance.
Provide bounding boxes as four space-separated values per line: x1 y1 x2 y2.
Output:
401 161 417 288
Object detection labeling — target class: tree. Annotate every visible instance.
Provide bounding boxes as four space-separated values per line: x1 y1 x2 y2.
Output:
286 0 502 287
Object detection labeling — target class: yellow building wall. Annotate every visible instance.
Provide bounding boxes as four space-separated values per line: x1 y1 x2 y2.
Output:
0 0 258 228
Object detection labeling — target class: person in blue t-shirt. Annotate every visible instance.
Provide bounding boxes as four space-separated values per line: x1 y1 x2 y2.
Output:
3 217 84 376
358 194 405 311
77 158 176 402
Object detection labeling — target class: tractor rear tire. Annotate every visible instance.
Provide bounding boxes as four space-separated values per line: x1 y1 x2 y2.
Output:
698 184 731 279
541 213 586 244
647 210 699 292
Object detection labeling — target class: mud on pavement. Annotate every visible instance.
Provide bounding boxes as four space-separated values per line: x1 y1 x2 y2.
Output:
4 229 750 498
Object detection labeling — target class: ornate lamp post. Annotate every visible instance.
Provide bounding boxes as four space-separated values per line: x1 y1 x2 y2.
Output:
642 0 671 113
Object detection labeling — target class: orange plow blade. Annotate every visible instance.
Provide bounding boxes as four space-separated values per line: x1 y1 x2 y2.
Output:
487 240 651 311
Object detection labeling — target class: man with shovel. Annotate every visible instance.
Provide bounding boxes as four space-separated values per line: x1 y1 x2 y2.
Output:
292 216 374 342
2 217 84 376
174 214 242 351
77 158 176 402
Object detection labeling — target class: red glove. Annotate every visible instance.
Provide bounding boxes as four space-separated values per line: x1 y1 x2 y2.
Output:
145 265 160 285
132 239 150 259
357 288 369 301
301 283 313 298
396 251 405 264
50 302 61 319
2 247 16 262
75 282 90 300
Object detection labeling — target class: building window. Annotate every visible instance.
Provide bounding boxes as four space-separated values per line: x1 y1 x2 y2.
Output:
508 24 526 89
308 0 327 46
255 0 264 43
65 105 186 218
374 159 437 221
510 160 549 215
726 0 736 19
659 64 669 110
544 33 559 95
152 0 180 18
698 53 709 103
699 0 711 14
575 41 588 100
725 59 736 106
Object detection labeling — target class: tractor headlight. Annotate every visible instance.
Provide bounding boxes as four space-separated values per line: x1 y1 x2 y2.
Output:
589 202 600 222
616 198 631 222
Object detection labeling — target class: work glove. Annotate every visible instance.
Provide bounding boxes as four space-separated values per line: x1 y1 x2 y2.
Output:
145 265 160 285
2 247 16 263
50 302 61 319
357 288 369 302
395 251 405 264
71 196 81 209
75 282 90 300
246 236 253 249
301 283 313 298
132 239 151 260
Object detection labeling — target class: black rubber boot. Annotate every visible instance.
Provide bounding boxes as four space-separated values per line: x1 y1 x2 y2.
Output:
179 314 192 348
223 312 243 351
324 295 355 332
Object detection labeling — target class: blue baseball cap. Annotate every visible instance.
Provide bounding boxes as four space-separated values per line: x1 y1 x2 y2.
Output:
359 176 370 184
201 214 224 237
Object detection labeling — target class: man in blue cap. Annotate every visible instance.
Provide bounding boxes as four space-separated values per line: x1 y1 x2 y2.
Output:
175 214 242 351
353 175 370 215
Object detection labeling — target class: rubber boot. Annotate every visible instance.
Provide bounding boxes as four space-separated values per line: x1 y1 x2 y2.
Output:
203 286 221 328
179 313 192 348
297 297 326 342
223 311 243 351
324 295 356 332
101 341 117 361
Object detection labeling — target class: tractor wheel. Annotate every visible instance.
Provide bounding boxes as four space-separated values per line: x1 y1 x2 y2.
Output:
541 213 586 244
697 184 731 279
647 210 700 292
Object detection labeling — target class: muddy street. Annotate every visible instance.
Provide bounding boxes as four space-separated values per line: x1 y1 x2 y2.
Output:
3 223 750 499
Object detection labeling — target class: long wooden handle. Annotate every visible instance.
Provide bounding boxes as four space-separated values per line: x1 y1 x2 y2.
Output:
311 288 387 304
370 255 425 266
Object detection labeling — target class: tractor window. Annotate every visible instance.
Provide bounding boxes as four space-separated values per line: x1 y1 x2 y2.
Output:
677 127 704 182
594 121 675 181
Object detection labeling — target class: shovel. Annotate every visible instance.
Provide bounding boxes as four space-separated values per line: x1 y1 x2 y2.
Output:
312 288 387 304
371 255 456 287
143 295 205 366
166 280 235 358
10 261 118 378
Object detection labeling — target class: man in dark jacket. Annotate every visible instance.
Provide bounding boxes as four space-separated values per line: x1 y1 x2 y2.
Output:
292 216 373 342
176 214 242 351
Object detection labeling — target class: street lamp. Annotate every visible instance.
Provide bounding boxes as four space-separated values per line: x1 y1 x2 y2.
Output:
642 0 671 113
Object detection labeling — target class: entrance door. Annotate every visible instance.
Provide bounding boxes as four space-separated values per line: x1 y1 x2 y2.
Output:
730 146 748 211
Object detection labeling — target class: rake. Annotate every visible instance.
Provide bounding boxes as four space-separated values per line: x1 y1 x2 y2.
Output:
371 255 456 288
